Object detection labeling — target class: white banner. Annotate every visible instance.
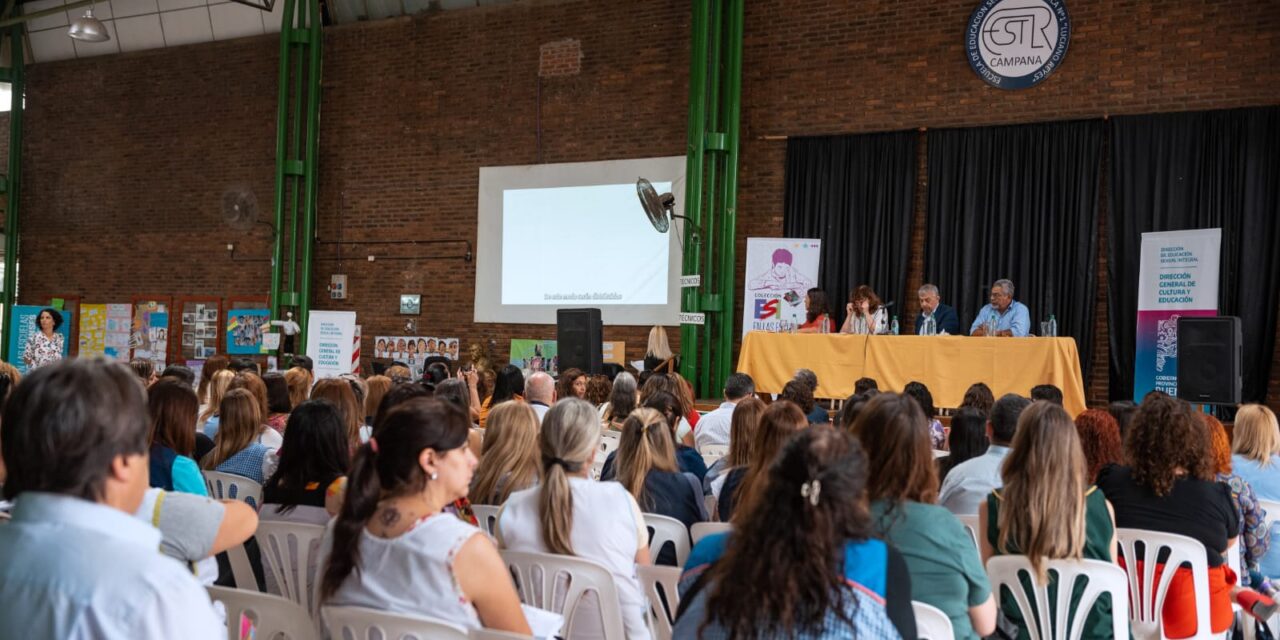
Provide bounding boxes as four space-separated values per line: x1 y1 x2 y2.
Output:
1133 228 1221 399
306 310 357 379
741 238 822 337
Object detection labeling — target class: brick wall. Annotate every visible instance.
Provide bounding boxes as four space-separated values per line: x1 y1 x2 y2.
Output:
12 0 1280 399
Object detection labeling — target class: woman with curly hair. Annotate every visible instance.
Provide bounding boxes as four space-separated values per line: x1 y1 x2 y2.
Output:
1097 394 1271 636
1202 413 1277 597
674 427 916 639
1074 409 1123 482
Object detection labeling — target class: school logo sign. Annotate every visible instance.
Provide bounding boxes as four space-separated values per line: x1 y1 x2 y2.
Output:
966 0 1070 90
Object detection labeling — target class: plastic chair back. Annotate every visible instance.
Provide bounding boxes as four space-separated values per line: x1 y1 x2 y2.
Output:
499 549 626 640
913 600 955 640
322 604 467 640
1114 527 1212 640
643 513 691 566
986 556 1130 640
255 521 326 616
208 585 317 640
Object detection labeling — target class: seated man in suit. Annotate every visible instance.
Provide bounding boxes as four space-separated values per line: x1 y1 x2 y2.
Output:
969 279 1031 337
915 283 961 335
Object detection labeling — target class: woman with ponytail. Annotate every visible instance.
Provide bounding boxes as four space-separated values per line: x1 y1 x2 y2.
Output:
319 398 530 635
615 407 706 565
497 398 653 639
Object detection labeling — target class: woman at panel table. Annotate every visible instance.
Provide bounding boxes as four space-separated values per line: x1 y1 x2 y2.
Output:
796 288 836 333
841 285 888 335
21 308 64 370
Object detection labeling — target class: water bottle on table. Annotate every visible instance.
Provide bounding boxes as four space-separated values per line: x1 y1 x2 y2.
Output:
890 316 899 335
1048 314 1057 338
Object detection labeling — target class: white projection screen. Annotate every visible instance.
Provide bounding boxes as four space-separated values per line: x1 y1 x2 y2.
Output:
474 156 687 325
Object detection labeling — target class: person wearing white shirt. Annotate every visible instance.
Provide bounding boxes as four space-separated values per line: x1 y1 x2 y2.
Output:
0 359 221 639
939 394 1031 515
525 371 554 423
694 372 756 451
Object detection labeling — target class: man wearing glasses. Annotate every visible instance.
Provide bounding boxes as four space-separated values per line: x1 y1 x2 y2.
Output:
969 279 1030 337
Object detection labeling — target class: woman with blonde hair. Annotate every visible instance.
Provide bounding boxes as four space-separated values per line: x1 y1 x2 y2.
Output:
497 398 652 639
199 369 235 437
363 375 392 425
1232 404 1280 579
615 407 705 565
983 401 1118 637
201 388 279 484
228 372 281 447
197 354 229 408
469 402 540 506
283 366 312 409
644 325 676 373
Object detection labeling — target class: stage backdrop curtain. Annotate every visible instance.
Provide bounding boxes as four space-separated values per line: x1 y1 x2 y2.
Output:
782 132 918 329
1108 107 1280 403
924 120 1103 382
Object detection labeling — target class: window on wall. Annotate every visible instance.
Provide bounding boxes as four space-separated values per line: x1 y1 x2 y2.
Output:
0 84 12 112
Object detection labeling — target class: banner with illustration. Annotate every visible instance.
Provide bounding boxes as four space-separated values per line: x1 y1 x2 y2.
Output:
10 305 73 374
306 310 357 379
226 309 270 355
1134 229 1221 400
741 238 823 337
510 339 558 376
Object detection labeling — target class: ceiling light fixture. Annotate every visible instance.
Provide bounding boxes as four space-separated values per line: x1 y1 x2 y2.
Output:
67 5 110 43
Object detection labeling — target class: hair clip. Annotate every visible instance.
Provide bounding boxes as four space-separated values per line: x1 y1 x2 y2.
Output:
800 479 822 506
368 437 380 454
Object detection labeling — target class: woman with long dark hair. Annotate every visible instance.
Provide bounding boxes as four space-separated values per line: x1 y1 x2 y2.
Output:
858 393 996 638
147 378 208 496
675 427 916 638
797 287 835 333
261 400 351 524
319 398 530 635
938 407 989 481
717 400 807 522
479 365 524 429
261 371 293 434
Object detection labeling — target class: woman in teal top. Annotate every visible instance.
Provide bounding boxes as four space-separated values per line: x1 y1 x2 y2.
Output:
980 401 1118 640
147 379 210 496
854 393 997 639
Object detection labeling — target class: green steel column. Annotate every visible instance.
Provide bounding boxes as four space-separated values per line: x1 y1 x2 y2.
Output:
714 0 743 391
0 25 23 361
679 0 710 390
271 0 321 353
698 0 723 396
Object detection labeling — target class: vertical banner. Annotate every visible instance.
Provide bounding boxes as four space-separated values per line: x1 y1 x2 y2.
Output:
741 238 822 336
9 305 73 374
1134 228 1221 400
306 310 357 379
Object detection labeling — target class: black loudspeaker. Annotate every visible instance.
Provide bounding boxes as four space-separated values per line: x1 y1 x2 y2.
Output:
557 308 603 375
1177 316 1242 405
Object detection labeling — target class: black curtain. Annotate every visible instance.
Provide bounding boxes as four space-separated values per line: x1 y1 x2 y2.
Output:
783 132 917 328
1108 107 1280 403
924 120 1103 380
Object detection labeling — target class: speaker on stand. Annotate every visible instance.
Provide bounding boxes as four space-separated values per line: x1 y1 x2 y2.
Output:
557 308 603 375
1176 316 1241 405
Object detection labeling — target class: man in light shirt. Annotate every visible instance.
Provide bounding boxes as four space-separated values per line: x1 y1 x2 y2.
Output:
525 371 555 423
694 372 755 451
939 393 1031 515
969 279 1031 337
0 359 221 639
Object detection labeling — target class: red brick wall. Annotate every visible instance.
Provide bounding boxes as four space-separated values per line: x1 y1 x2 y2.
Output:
12 0 1280 399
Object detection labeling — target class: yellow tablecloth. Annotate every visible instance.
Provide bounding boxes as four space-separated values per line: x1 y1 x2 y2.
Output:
737 332 1088 416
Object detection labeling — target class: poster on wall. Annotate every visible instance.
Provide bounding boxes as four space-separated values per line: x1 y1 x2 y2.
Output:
104 304 131 360
226 309 270 355
78 304 108 358
374 335 460 379
130 301 169 367
306 310 357 379
510 339 558 376
9 305 74 374
1133 228 1221 400
602 341 626 365
741 238 823 337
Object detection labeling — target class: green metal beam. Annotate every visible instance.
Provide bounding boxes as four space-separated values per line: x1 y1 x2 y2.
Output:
270 0 321 355
0 24 23 361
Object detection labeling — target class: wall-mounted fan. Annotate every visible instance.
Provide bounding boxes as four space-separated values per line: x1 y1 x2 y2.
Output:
636 178 677 233
222 187 259 232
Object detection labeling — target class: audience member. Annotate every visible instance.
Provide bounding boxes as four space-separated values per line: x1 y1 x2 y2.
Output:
836 390 878 430
854 376 879 395
497 398 651 639
960 382 995 414
979 401 1118 638
939 393 1030 514
797 287 836 333
555 367 587 402
261 401 351 525
1231 404 1280 578
601 371 639 431
197 355 230 409
228 372 279 446
311 378 365 448
1074 409 1123 482
938 407 989 481
422 360 451 386
719 400 807 522
693 372 754 450
371 382 432 433
705 396 764 499
584 374 611 407
969 279 1030 337
670 371 701 442
160 364 196 388
1108 400 1138 438
1030 383 1064 405
779 380 818 423
201 389 278 487
228 358 259 374
479 365 524 429
134 486 257 589
841 284 888 335
675 428 916 639
639 374 694 443
790 369 828 424
289 354 313 372
1096 394 1247 636
524 372 554 422
644 325 677 373
385 364 413 384
321 398 531 635
261 371 293 433
363 375 392 425
147 378 209 496
0 359 221 637
469 401 540 506
129 358 159 386
283 366 313 410
615 408 706 565
642 390 706 481
857 393 996 638
1203 413 1276 597
903 380 945 449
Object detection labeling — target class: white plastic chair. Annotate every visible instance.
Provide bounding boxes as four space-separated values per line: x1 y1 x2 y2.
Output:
255 521 326 616
593 432 622 479
986 556 1130 639
472 504 501 538
913 600 955 640
203 471 264 591
637 564 681 640
322 605 468 640
469 629 534 639
643 513 691 567
1114 528 1212 640
690 522 731 545
500 549 626 640
208 585 317 640
955 513 980 551
700 444 729 468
